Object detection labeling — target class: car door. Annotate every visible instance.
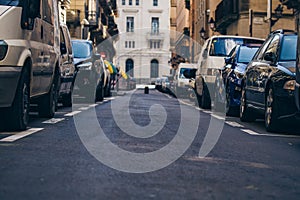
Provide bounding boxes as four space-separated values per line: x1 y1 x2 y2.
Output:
245 36 274 105
254 35 280 107
29 0 43 95
40 0 55 92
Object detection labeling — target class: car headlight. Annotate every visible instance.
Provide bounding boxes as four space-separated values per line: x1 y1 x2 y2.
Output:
283 80 296 90
0 40 8 60
77 62 93 70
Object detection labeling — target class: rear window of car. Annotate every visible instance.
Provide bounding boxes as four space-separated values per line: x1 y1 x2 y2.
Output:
237 46 260 63
209 37 263 57
72 41 93 58
279 35 297 61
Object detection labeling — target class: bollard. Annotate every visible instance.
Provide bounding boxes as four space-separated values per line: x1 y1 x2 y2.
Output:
144 86 149 94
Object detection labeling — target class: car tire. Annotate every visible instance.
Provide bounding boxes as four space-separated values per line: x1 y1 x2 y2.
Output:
240 87 255 122
201 82 211 109
61 91 72 107
6 67 30 131
265 86 279 132
96 81 104 102
38 74 59 118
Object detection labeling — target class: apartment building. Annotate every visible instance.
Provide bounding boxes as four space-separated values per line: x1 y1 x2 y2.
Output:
115 0 171 84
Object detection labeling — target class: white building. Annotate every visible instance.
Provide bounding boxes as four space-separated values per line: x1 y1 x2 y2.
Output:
115 0 171 84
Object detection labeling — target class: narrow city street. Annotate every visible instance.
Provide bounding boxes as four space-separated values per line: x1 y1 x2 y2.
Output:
1 89 300 199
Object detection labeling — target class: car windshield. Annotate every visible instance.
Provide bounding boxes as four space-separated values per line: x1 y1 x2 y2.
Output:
0 0 21 6
209 38 263 57
237 46 260 63
72 41 93 58
179 68 193 78
279 35 297 61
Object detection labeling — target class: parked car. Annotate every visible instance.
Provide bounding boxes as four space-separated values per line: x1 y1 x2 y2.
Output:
174 63 197 96
161 76 171 93
296 26 300 113
195 35 264 109
240 29 298 132
72 40 105 102
214 43 262 116
155 78 162 91
0 0 60 130
58 23 77 107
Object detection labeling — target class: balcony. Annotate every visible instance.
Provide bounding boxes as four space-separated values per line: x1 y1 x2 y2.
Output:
146 31 165 41
280 0 300 10
215 0 239 31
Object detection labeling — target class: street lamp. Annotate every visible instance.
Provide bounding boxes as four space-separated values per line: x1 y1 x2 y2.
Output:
200 27 207 40
209 17 216 31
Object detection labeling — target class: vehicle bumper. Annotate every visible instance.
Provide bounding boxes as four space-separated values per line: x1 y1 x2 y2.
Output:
0 66 22 107
276 92 298 120
295 82 300 111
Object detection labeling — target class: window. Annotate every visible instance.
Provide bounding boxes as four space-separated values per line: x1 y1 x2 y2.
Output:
151 59 159 78
126 17 134 32
129 0 132 5
122 0 125 5
43 0 53 24
136 0 139 5
263 35 280 62
153 0 158 6
279 35 297 61
151 17 159 34
150 40 161 49
126 59 134 77
125 41 135 48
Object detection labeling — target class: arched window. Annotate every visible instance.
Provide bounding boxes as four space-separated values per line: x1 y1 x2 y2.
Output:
125 59 134 77
150 59 159 78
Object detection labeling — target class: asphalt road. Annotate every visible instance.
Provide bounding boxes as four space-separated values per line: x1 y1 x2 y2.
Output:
1 89 300 199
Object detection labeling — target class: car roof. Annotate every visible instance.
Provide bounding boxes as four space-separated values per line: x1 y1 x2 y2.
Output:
208 35 264 41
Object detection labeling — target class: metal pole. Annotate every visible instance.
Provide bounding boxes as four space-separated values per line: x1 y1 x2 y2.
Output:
268 0 272 33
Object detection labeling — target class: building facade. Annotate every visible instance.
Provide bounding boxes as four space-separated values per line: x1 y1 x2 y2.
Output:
115 0 171 84
66 0 119 60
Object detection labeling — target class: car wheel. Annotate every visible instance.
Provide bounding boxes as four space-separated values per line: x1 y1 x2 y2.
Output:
96 81 104 102
39 74 59 118
213 80 224 112
201 82 211 109
6 67 30 131
61 91 72 107
265 87 279 132
240 87 255 122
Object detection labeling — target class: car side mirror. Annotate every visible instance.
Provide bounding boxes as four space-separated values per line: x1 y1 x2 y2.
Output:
224 57 232 65
264 52 276 63
21 0 40 30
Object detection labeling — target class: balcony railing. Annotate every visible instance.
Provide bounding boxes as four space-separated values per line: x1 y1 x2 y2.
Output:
146 31 165 41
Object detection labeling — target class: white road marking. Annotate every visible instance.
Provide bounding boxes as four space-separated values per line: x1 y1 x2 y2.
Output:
0 128 44 142
64 111 81 117
89 104 98 107
202 110 212 114
105 97 116 100
241 129 300 138
42 118 65 124
78 107 90 111
226 121 244 128
211 114 225 120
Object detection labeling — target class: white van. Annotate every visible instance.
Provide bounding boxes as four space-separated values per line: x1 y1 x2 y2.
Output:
194 35 264 108
0 0 60 130
174 63 197 94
